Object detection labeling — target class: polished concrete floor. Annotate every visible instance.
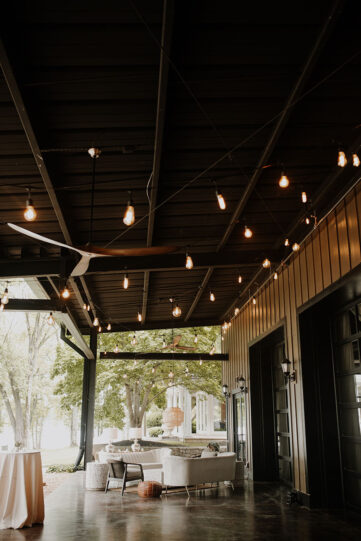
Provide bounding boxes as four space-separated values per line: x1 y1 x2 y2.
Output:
1 473 361 541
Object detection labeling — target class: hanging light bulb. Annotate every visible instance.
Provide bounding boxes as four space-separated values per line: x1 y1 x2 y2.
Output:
338 150 347 167
185 252 193 269
131 334 137 346
123 192 135 226
199 360 203 366
234 307 240 316
185 366 189 373
274 272 278 280
244 225 253 238
107 323 111 331
262 258 271 268
238 274 242 284
98 326 102 333
252 297 256 305
168 370 174 379
61 287 70 299
123 274 129 289
0 303 4 312
292 242 300 252
352 153 360 167
210 291 215 302
301 192 307 204
47 312 55 326
279 173 290 188
194 334 198 344
87 304 90 311
93 316 99 326
134 360 138 366
137 312 142 322
210 344 216 355
1 287 9 305
162 337 166 348
172 304 182 318
114 345 120 353
228 321 232 327
305 217 311 225
152 367 156 374
284 238 290 247
88 147 101 159
24 188 37 222
83 303 87 310
216 189 226 210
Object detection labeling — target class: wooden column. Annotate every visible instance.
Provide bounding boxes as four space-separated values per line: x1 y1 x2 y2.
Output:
84 329 97 466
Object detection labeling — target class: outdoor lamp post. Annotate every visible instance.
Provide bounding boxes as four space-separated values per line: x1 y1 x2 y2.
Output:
222 384 231 450
281 358 296 383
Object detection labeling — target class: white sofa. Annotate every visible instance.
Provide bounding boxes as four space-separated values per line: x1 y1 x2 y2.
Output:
98 448 172 484
163 452 236 491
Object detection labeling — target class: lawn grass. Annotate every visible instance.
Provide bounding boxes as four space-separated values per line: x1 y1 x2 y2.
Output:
40 446 78 467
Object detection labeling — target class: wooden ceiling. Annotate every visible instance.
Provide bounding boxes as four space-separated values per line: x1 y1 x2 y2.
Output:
0 0 360 332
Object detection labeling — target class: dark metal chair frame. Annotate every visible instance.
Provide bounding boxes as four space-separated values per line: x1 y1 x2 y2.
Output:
105 460 144 495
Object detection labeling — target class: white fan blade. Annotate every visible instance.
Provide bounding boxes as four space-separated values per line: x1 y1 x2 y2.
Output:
70 255 94 277
7 223 91 256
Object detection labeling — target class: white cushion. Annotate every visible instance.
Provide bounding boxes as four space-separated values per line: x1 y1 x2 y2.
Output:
201 450 217 457
163 453 236 486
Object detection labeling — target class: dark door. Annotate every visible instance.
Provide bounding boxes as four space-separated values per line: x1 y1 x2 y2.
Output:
250 327 292 483
334 303 361 511
233 391 247 461
272 342 292 485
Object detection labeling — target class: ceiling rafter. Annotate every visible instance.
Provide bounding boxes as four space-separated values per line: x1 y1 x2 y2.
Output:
0 37 93 327
141 0 175 324
184 0 344 322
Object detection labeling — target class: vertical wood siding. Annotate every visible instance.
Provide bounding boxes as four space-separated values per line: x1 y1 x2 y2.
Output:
223 183 361 494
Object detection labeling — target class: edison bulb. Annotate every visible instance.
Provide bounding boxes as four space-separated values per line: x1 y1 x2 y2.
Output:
114 345 120 353
244 226 253 238
194 334 198 344
338 150 347 167
210 291 215 302
107 323 111 331
172 304 182 317
123 204 135 226
1 288 9 305
262 258 271 268
353 153 360 167
47 312 55 326
238 274 242 284
292 242 300 252
234 307 240 316
284 238 290 247
93 317 99 326
24 204 37 222
301 192 307 203
216 191 226 210
185 254 193 269
252 297 257 305
61 287 70 299
274 272 278 280
137 312 142 322
279 174 290 188
123 274 129 289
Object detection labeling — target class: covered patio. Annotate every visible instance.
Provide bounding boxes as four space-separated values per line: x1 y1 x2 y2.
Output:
0 0 361 537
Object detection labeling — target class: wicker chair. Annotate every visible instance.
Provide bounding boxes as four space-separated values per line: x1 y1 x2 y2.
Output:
105 459 144 495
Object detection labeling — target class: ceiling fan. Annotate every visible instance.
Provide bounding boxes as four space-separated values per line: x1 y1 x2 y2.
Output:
162 334 196 351
6 148 178 276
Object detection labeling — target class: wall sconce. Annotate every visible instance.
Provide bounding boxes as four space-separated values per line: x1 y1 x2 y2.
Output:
281 358 296 383
235 375 248 393
222 384 231 398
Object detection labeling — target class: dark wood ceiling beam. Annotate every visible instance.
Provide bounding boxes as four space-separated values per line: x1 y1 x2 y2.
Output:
81 318 220 334
5 298 63 312
0 37 93 327
100 351 228 361
142 0 175 324
0 251 267 278
184 0 344 322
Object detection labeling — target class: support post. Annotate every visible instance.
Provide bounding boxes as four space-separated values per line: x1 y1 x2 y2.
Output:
84 329 97 466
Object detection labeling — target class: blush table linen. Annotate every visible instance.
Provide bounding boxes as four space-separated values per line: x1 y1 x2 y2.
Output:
0 451 44 529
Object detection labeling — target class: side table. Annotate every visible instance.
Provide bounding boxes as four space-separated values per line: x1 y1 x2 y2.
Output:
85 462 109 490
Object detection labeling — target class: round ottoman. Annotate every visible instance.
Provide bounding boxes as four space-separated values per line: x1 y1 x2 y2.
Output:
137 481 162 498
85 462 109 490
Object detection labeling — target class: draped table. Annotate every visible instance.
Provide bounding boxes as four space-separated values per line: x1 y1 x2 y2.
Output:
0 450 44 529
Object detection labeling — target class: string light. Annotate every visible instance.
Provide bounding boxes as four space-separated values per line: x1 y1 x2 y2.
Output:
47 312 55 326
107 323 111 331
83 303 87 310
123 274 129 289
24 188 37 222
185 366 189 373
0 304 4 312
93 316 99 326
338 150 347 167
162 337 166 348
353 153 360 167
210 291 215 302
123 191 135 226
284 238 290 247
98 326 102 333
234 307 240 316
172 304 182 318
274 272 278 280
194 334 198 344
244 225 253 238
61 287 70 299
252 297 257 305
199 360 203 365
238 274 242 284
292 242 300 252
131 334 137 346
279 173 290 188
301 192 307 203
216 189 226 210
87 304 90 311
137 312 142 322
185 252 194 269
210 344 216 355
305 217 311 225
262 258 271 268
1 287 9 305
114 345 120 353
88 147 101 159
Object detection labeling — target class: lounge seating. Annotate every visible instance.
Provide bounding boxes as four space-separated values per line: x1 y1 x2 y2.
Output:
162 452 236 494
99 448 172 484
105 459 144 495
